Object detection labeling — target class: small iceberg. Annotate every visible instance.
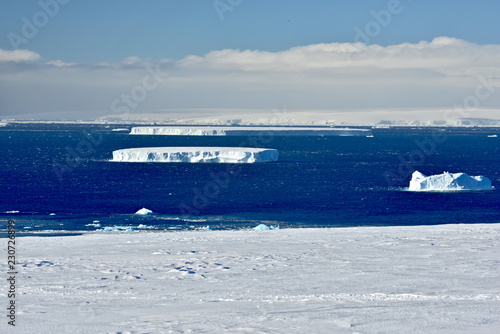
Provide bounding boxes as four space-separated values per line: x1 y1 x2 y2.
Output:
409 171 495 192
112 128 129 132
85 223 101 228
253 224 280 230
135 208 154 215
487 135 497 138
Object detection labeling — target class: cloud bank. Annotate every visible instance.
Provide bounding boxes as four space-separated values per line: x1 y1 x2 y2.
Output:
0 37 499 120
0 49 40 62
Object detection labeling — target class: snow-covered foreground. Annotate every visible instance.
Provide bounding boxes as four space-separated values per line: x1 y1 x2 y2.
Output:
2 224 499 334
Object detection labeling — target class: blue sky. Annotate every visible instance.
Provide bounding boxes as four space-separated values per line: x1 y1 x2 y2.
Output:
2 0 500 62
0 0 499 120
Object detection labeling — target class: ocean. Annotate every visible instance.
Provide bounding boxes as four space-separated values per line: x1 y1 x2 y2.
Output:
1 123 499 235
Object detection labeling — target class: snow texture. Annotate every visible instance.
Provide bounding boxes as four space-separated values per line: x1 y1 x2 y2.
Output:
130 126 372 136
1 224 499 334
111 147 279 163
409 171 495 191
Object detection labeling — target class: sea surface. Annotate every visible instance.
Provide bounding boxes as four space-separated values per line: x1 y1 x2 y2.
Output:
1 123 499 235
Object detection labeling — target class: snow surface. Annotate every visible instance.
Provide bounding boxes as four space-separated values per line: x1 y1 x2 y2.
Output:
409 171 495 191
130 126 372 136
1 224 499 333
135 208 154 215
112 147 279 163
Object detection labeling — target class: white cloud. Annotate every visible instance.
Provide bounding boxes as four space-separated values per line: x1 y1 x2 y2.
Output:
0 49 40 62
177 37 500 76
0 38 499 120
46 60 76 67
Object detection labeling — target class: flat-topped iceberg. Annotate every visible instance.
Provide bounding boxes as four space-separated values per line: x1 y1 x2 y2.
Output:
130 126 371 136
111 147 279 163
409 171 495 191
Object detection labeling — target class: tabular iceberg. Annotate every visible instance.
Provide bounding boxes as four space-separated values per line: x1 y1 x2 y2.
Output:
130 126 372 136
111 147 279 163
409 171 495 191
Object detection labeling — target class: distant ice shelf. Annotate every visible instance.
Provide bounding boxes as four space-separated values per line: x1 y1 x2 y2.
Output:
129 126 372 136
111 147 279 163
409 171 495 191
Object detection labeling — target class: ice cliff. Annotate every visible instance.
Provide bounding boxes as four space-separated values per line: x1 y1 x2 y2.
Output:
129 126 372 136
111 147 279 163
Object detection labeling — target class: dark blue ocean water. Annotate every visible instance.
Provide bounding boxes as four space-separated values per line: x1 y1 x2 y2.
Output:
1 124 499 235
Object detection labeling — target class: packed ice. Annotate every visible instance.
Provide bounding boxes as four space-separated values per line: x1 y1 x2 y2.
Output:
409 171 495 191
112 147 279 163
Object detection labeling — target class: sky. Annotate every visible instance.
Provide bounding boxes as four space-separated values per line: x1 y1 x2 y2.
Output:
0 0 499 121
